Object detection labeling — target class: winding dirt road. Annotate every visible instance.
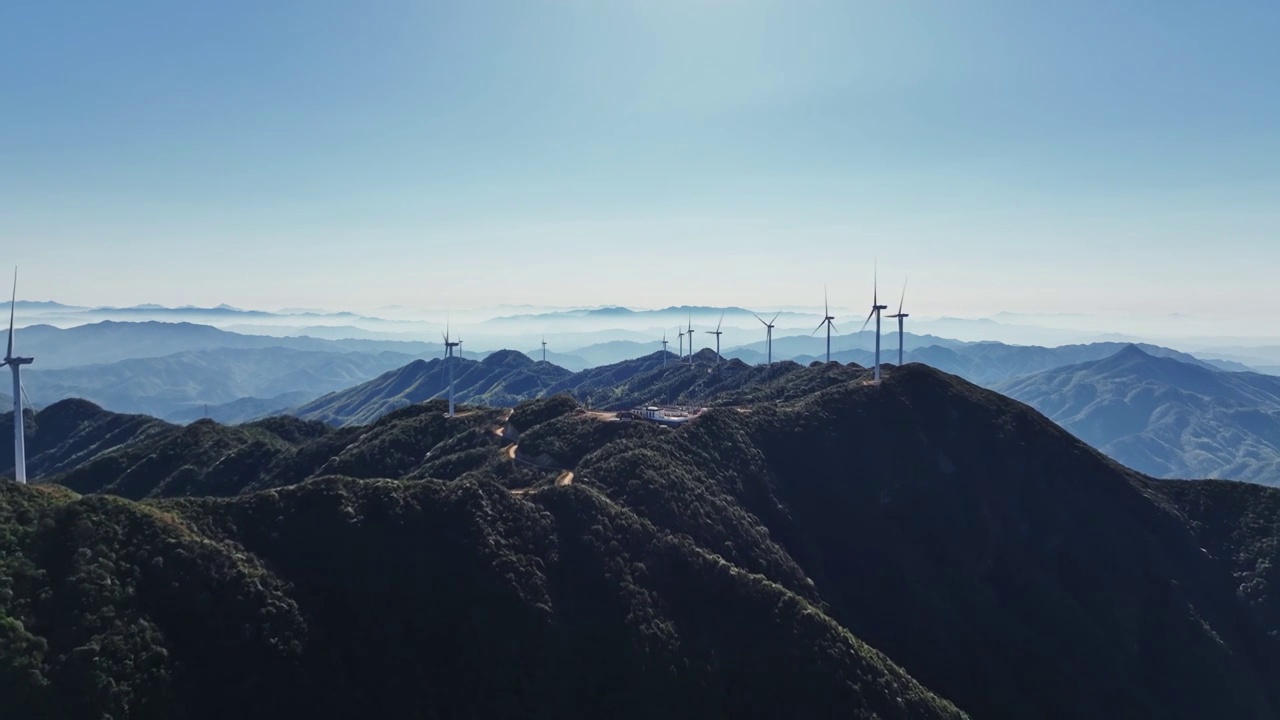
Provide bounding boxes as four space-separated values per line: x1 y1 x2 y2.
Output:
494 409 574 492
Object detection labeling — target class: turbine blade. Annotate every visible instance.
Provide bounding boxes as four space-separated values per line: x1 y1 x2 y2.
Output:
873 258 878 306
860 309 873 334
824 285 829 318
717 311 724 333
770 311 780 325
811 320 825 336
6 267 15 360
754 313 768 327
898 278 907 316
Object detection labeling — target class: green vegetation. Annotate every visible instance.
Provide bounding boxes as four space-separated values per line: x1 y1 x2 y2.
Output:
0 478 964 719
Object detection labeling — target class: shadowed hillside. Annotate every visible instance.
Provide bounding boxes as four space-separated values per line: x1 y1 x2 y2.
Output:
0 400 169 481
0 477 964 720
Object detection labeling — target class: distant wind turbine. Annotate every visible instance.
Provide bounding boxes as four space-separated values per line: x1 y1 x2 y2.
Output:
3 268 34 484
541 336 547 363
887 279 909 367
677 327 685 362
442 323 460 417
661 332 669 367
812 287 837 363
860 264 889 382
707 312 724 366
686 314 696 364
754 311 780 365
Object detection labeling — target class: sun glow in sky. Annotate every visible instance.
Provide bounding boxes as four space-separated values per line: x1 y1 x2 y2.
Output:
2 1 1278 320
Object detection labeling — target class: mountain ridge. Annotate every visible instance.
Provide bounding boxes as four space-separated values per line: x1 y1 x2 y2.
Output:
999 345 1280 484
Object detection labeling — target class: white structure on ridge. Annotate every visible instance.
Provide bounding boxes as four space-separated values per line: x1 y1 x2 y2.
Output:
3 269 33 484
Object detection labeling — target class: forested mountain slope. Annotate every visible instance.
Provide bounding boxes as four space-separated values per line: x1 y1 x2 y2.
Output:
2 363 1278 718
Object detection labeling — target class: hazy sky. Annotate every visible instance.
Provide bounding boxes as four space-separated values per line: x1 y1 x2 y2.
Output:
2 1 1277 318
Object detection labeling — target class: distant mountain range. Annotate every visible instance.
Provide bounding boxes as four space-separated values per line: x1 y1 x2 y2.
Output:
294 350 574 425
16 321 437 369
286 337 1261 428
298 348 876 426
25 346 422 419
10 318 1279 458
784 341 1252 386
999 345 1280 485
163 391 319 424
288 342 1280 487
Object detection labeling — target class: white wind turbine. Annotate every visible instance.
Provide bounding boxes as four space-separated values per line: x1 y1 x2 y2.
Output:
707 311 724 366
661 332 669 367
887 279 909 367
442 323 460 417
677 327 685 363
686 314 696 364
860 264 889 382
541 336 547 364
754 311 780 365
812 287 837 363
3 269 33 484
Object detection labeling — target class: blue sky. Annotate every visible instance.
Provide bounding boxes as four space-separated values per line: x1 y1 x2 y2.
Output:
2 0 1277 318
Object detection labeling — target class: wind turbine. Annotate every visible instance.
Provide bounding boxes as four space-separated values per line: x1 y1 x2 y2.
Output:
887 279 909 367
442 324 460 417
811 287 837 363
860 265 889 382
3 269 33 484
707 312 724 366
686 314 696 364
754 311 780 365
541 336 547 364
677 327 684 363
661 332 669 367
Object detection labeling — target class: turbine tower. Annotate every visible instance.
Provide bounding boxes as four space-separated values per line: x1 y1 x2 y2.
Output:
811 287 837 363
661 332 669 367
887 280 909 367
754 311 780 365
707 312 724 366
541 336 547 363
442 325 460 417
860 265 889 382
686 314 696 364
677 327 684 363
3 269 33 484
